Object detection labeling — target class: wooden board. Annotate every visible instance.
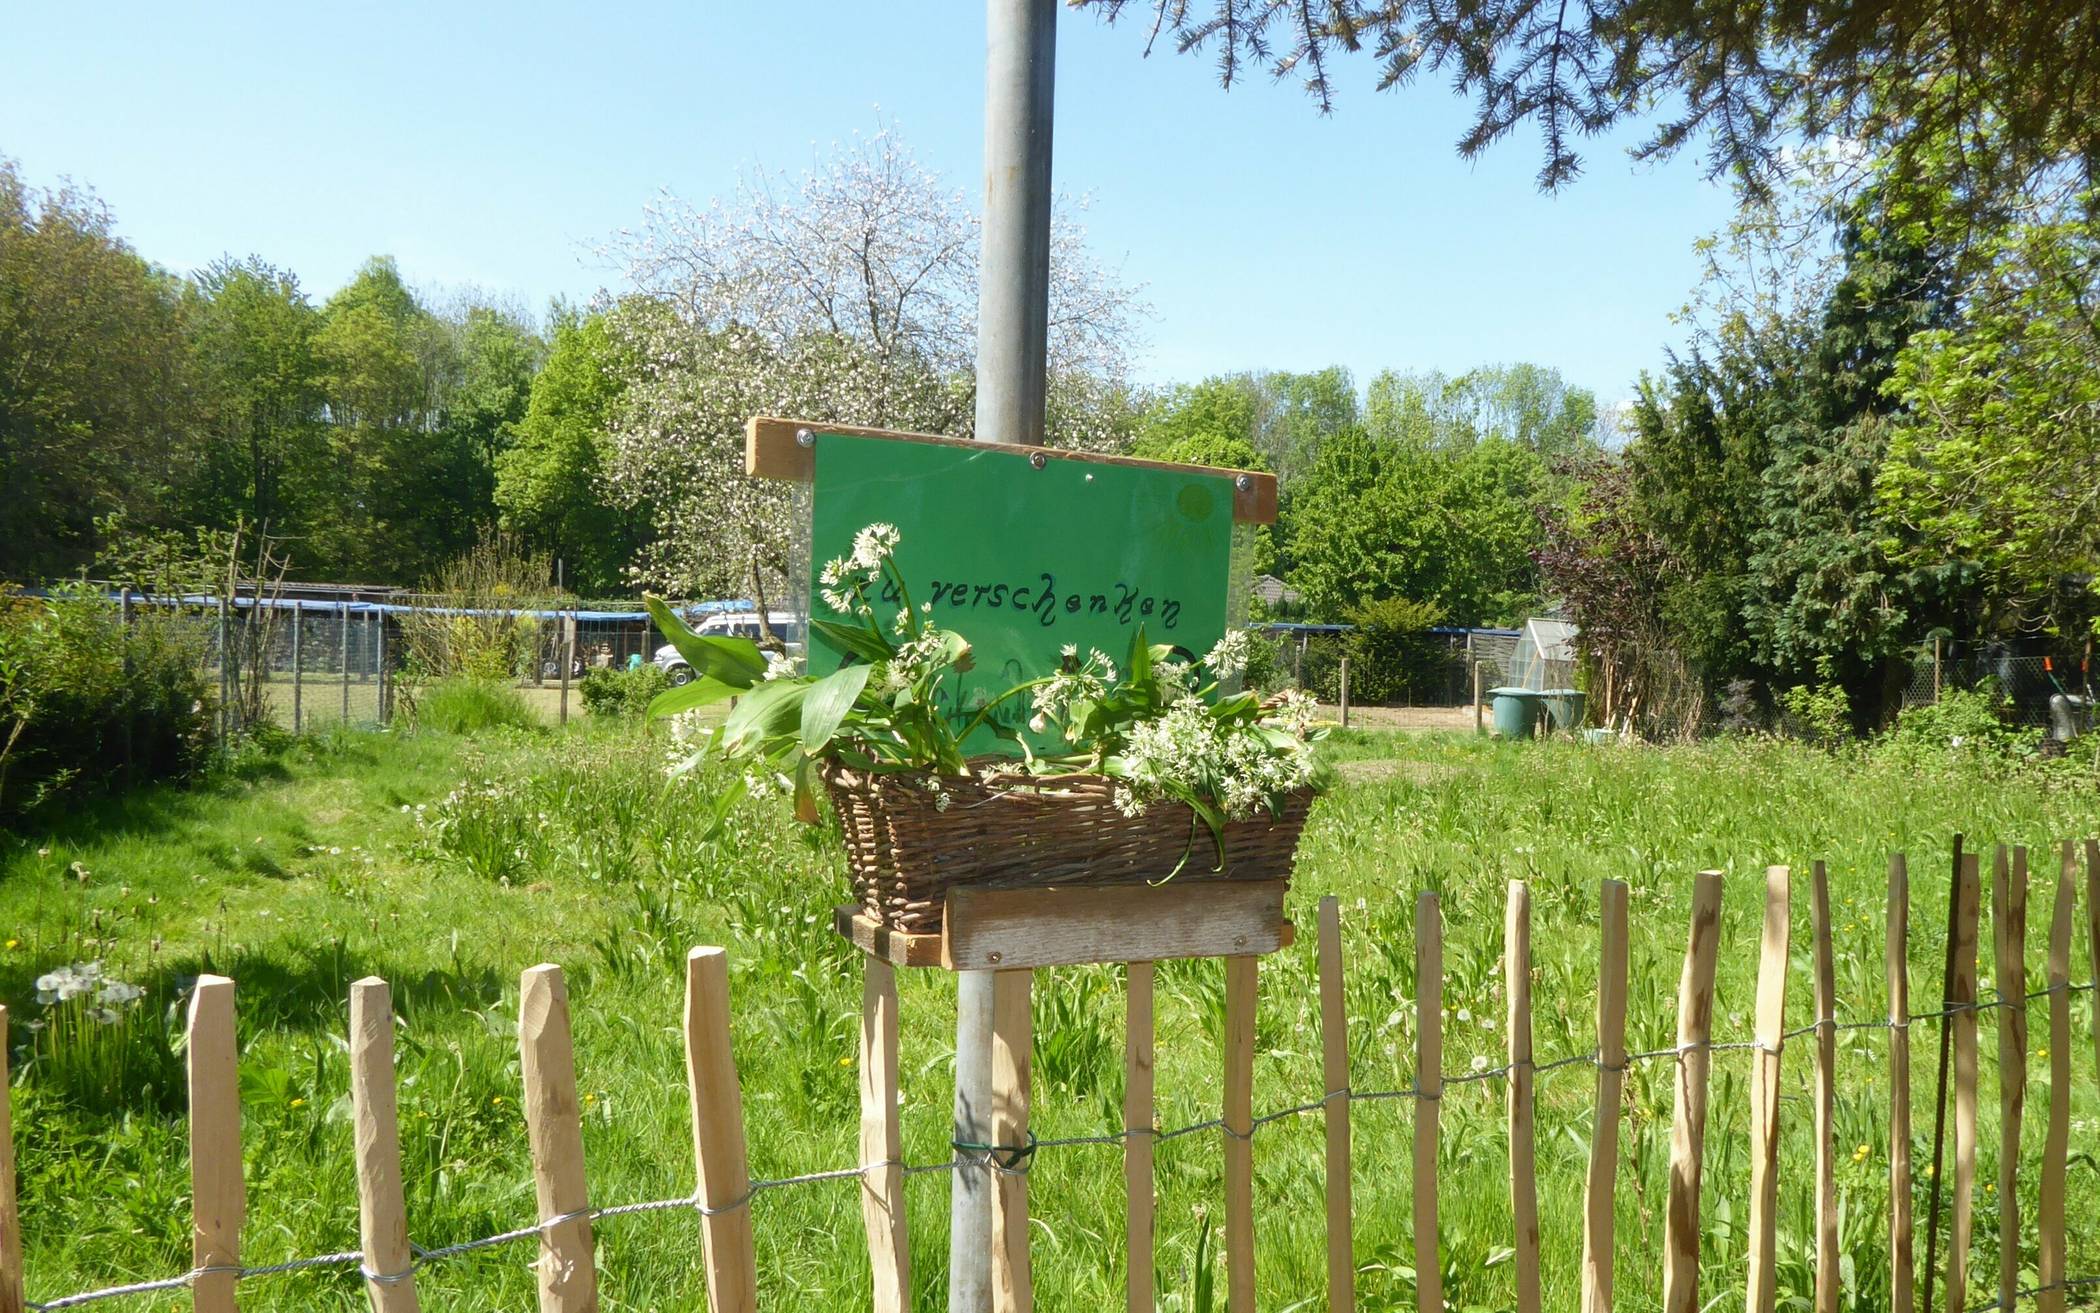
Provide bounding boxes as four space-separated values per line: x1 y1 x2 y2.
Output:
748 416 1280 524
1887 854 1915 1313
1948 852 1982 1309
834 907 946 968
1581 880 1629 1313
188 976 243 1313
1413 894 1444 1313
1662 871 1724 1313
1505 882 1541 1313
992 969 1033 1312
1124 963 1156 1313
858 959 910 1313
1992 846 2029 1312
1744 866 1791 1313
519 965 598 1313
0 1008 17 1313
1319 896 1357 1313
1223 956 1258 1313
1811 862 1839 1313
942 881 1293 971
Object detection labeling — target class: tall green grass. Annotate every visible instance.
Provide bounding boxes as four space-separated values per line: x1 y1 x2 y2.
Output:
410 676 540 735
4 726 2098 1310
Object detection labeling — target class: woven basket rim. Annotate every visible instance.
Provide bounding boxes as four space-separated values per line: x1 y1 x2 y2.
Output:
820 760 1317 808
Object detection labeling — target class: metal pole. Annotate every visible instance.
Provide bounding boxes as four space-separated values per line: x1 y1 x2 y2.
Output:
375 607 388 725
560 611 574 726
217 595 231 741
120 588 135 779
972 0 1056 447
1933 636 1944 701
1340 657 1351 728
291 602 304 734
961 3 1055 1308
1473 658 1484 735
340 602 351 724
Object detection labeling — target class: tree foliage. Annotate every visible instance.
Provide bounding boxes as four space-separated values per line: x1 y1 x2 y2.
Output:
601 129 1145 602
1078 0 2100 212
1879 202 2100 635
1287 424 1550 626
494 305 642 595
0 161 190 579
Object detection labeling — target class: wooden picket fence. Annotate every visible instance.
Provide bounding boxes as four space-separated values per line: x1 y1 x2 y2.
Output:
4 838 2100 1312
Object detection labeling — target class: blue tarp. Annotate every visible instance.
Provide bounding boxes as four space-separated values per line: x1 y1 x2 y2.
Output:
75 592 752 623
1258 622 1522 638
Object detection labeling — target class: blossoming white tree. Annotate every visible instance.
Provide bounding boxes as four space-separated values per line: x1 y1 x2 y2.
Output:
602 127 1148 605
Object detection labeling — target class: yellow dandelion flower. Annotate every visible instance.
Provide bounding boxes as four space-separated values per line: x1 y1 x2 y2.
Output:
289 1097 307 1108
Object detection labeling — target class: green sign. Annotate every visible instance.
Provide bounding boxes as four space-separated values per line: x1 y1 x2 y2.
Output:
808 432 1237 749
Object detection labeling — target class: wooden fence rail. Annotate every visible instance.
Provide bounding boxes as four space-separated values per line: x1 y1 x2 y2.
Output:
8 839 2100 1313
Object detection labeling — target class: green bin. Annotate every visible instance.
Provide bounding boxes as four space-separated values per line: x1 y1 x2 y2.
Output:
1541 688 1588 733
1488 687 1544 739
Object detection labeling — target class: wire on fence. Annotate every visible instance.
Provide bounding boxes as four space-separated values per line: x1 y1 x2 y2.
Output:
25 982 2099 1311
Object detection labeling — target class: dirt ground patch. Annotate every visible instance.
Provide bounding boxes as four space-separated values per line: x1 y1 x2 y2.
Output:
1331 757 1461 784
1320 702 1480 732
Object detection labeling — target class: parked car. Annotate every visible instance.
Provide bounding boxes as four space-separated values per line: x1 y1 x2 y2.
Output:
653 611 804 686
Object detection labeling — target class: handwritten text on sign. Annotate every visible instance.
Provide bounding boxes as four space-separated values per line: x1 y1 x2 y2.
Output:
808 432 1236 750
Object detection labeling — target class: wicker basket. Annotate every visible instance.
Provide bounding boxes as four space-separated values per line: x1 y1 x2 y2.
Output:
824 764 1313 935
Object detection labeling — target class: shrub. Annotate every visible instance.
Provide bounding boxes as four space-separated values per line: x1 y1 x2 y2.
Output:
1303 597 1449 705
580 664 670 718
398 535 562 682
0 585 215 820
1882 686 2041 763
1778 680 1851 746
1777 657 1851 746
412 676 539 735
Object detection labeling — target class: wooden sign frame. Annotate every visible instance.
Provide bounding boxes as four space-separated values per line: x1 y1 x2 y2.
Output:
833 885 1296 971
751 414 1292 970
746 416 1279 524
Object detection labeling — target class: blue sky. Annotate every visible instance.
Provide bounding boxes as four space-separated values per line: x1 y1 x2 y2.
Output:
2 1 1739 401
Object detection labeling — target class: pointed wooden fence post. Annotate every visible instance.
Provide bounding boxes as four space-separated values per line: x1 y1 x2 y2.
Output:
684 947 758 1313
1414 892 1444 1313
519 965 598 1313
860 958 909 1313
0 1006 22 1313
1505 882 1541 1313
1125 962 1156 1313
188 976 243 1313
2036 843 2074 1313
1947 853 1982 1311
1992 846 2029 1313
1223 955 1258 1313
992 969 1033 1313
1318 896 1356 1313
1888 854 1916 1313
1811 862 1839 1313
1581 881 1629 1313
349 977 420 1313
2087 840 2100 1090
1745 865 1791 1313
1663 871 1724 1313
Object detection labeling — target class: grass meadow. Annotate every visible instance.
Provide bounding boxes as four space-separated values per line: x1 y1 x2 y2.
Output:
6 722 2100 1311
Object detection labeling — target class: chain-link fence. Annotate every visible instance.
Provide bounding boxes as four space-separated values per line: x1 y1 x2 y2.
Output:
1251 625 1525 730
1899 642 2097 733
177 598 393 735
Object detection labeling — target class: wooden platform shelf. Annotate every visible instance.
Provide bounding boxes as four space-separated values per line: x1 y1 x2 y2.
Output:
833 878 1295 971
